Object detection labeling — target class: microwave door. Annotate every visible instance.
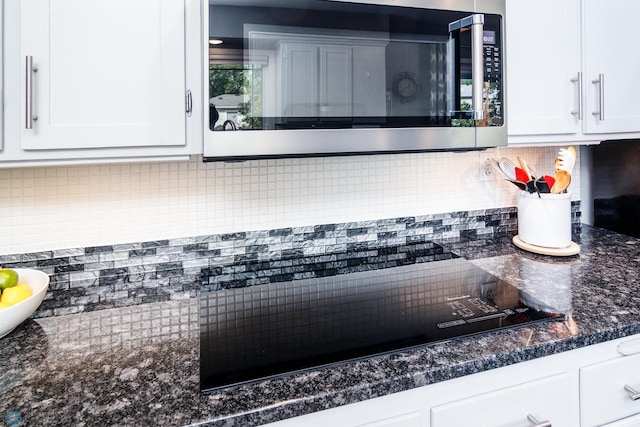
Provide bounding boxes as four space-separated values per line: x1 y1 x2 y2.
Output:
204 1 507 160
449 14 485 126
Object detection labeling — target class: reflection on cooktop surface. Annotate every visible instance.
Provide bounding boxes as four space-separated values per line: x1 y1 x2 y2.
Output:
200 256 564 392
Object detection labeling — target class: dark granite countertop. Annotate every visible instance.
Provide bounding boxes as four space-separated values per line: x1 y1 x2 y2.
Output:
2 225 640 426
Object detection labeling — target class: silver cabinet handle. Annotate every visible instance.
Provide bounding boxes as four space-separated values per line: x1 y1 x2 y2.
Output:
570 72 583 120
624 384 640 401
527 414 552 427
592 73 605 121
185 89 193 117
449 14 485 120
25 56 37 129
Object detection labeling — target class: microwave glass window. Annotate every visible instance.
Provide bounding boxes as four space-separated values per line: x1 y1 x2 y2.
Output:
209 64 263 131
208 0 503 132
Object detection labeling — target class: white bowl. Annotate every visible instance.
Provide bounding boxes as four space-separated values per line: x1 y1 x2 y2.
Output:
0 268 50 338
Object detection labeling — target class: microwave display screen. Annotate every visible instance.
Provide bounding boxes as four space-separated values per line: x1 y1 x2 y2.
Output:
208 0 503 133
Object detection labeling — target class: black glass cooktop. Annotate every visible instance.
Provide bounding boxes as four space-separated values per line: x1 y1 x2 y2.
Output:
200 253 564 392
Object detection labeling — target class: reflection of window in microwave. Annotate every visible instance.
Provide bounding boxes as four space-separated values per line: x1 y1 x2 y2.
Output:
208 62 263 131
208 0 501 131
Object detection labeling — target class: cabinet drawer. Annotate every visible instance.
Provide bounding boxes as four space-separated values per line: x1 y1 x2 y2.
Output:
356 412 421 427
431 373 576 426
603 413 640 427
581 353 640 427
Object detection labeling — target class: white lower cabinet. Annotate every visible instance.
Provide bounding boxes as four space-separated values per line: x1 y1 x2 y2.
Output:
603 414 640 427
580 352 640 427
262 334 640 427
430 373 573 426
356 413 422 427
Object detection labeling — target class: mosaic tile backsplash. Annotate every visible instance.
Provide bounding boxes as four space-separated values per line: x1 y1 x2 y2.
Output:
0 204 581 319
0 147 580 256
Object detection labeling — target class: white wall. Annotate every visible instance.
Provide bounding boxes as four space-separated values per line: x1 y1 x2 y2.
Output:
0 146 578 256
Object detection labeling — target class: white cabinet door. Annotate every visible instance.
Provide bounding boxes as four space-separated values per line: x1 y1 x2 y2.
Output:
506 0 640 144
319 45 353 116
582 0 640 134
431 373 577 426
19 0 186 150
506 0 581 136
355 413 421 427
351 45 386 117
580 353 640 427
603 413 640 427
260 397 424 427
0 0 4 153
281 42 319 117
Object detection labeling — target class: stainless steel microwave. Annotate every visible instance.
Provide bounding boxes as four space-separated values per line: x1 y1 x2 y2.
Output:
203 0 506 161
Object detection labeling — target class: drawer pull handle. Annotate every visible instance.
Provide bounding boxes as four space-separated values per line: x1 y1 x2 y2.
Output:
624 385 640 401
591 73 605 121
25 56 39 129
570 72 583 120
527 414 552 427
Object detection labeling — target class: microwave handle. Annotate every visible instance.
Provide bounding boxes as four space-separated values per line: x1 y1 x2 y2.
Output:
449 14 485 120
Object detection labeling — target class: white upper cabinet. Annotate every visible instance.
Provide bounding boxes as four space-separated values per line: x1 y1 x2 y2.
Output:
506 0 581 137
507 0 640 145
2 0 203 166
0 1 3 153
581 0 640 135
21 0 185 150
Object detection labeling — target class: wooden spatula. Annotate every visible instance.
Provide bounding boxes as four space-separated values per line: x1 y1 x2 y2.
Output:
551 170 571 194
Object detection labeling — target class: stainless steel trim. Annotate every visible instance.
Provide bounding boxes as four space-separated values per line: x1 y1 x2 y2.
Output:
449 14 485 120
592 73 604 121
471 15 485 121
204 124 507 160
527 414 552 427
624 384 640 401
465 312 506 323
571 72 583 120
448 13 484 32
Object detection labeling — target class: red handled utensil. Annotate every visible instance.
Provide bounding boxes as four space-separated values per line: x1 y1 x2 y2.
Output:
543 175 555 190
515 167 529 183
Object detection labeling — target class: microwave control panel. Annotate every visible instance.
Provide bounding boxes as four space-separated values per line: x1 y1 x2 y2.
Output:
483 30 501 83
